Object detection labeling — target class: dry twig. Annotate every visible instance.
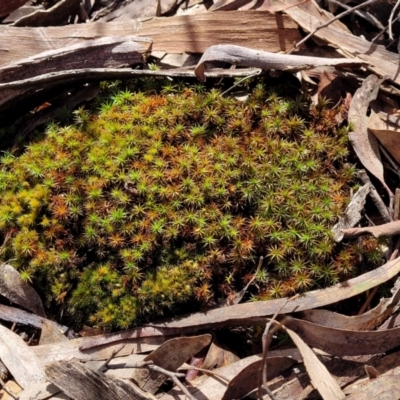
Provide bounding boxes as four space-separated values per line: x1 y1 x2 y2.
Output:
388 0 400 40
257 301 288 400
292 0 378 50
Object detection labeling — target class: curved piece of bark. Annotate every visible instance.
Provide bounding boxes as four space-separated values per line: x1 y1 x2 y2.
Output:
194 44 366 81
80 256 400 350
342 220 400 238
348 74 393 197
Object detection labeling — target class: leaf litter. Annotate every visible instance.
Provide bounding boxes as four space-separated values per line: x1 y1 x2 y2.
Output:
4 0 400 399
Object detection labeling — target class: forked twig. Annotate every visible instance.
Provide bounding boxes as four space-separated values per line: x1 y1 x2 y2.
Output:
292 0 378 50
106 360 195 400
388 0 400 40
257 301 288 400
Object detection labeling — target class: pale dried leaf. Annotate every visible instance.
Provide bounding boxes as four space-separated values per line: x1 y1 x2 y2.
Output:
0 263 45 316
0 324 46 388
132 334 212 393
221 357 297 400
347 75 392 196
300 296 397 331
285 327 345 400
285 316 400 356
202 340 239 371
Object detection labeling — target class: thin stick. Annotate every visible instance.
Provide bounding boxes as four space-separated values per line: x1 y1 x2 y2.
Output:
358 286 378 315
107 360 195 400
388 0 400 40
257 301 288 400
98 344 125 372
220 70 262 96
149 364 196 400
380 144 400 179
372 15 400 42
327 0 384 29
357 170 391 223
292 0 378 50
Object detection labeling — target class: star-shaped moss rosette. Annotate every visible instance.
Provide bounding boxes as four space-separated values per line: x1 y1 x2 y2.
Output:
0 80 383 328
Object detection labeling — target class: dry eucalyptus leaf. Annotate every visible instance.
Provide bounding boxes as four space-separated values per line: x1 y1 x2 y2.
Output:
0 263 45 316
221 357 297 400
285 326 345 400
132 334 212 394
368 110 400 164
299 295 398 331
348 75 392 197
201 340 239 371
285 314 400 356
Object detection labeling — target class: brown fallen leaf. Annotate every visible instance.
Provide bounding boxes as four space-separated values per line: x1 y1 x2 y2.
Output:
317 70 343 106
348 74 393 198
368 110 400 164
285 326 345 400
285 317 400 356
0 262 45 316
221 357 297 400
132 334 212 394
299 296 397 331
341 220 400 238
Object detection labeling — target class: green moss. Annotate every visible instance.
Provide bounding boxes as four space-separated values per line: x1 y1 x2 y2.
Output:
0 80 383 328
